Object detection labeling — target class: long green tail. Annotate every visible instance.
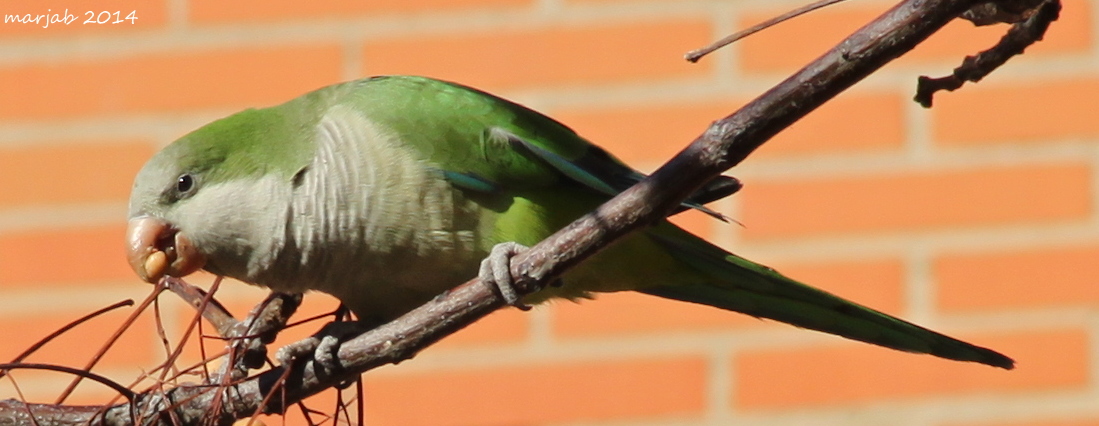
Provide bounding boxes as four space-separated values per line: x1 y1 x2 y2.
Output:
641 230 1014 369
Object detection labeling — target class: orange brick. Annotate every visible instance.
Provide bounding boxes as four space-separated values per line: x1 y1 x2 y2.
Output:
190 0 530 23
0 2 167 38
935 245 1099 312
735 328 1087 408
0 304 159 375
755 90 906 158
0 141 154 208
0 225 134 287
739 163 1091 240
0 45 343 120
554 91 903 166
737 0 1089 74
363 19 713 92
364 356 707 426
552 257 904 337
933 77 1099 145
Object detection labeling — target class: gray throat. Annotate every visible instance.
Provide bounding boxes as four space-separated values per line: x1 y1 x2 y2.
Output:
262 105 484 319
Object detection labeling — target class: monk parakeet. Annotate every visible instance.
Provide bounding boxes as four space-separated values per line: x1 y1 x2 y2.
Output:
126 75 1013 369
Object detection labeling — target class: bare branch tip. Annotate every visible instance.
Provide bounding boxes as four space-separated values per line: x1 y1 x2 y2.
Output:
913 0 1060 107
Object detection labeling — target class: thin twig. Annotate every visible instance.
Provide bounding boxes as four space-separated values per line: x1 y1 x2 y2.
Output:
165 277 239 338
0 363 137 403
158 277 223 418
686 0 849 62
152 296 183 382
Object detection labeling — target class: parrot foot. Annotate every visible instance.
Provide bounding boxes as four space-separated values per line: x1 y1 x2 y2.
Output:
480 242 532 311
276 321 366 376
275 335 340 370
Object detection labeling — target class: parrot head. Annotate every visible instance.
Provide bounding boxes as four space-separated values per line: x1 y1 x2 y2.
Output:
126 106 314 285
126 142 209 284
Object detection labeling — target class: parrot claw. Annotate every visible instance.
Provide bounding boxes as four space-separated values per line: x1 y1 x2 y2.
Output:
276 336 321 367
277 322 365 375
313 335 342 370
480 242 531 311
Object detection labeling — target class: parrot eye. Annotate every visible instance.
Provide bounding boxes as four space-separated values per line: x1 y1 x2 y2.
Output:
176 174 195 194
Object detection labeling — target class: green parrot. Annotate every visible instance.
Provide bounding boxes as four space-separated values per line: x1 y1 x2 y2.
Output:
126 75 1013 369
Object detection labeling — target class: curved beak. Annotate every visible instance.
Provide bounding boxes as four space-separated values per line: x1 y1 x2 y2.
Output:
126 216 206 283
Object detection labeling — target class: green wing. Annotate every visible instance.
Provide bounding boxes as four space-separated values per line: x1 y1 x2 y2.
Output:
346 75 739 215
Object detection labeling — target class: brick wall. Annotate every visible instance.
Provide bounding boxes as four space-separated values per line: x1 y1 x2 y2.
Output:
0 0 1096 425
